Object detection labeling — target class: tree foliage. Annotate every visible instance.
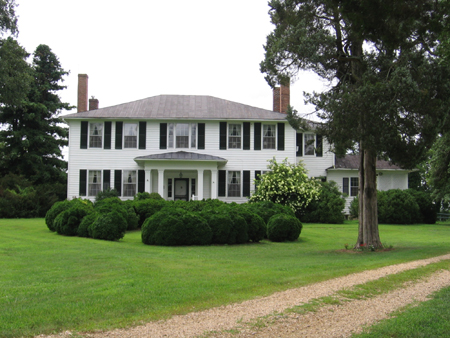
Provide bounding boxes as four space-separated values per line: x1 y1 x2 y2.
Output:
0 44 70 185
261 0 450 247
249 158 320 215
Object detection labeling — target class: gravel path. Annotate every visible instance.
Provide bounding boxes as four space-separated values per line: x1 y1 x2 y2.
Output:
38 253 450 338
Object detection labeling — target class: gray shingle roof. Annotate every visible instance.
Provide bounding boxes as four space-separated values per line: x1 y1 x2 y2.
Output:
135 151 228 162
64 95 288 121
331 154 404 170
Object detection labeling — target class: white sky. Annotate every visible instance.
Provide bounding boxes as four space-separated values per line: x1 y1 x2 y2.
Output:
15 0 326 119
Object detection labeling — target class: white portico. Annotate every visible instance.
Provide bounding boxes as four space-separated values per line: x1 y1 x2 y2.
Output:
135 151 227 201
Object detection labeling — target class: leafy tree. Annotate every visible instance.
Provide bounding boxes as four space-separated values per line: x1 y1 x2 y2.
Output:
249 158 320 215
0 44 71 185
261 0 450 248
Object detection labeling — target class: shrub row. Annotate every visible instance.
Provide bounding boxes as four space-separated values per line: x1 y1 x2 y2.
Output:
349 189 437 224
46 194 303 244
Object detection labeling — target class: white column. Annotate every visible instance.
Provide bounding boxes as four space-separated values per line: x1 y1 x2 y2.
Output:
158 170 164 198
145 170 151 193
197 169 204 200
211 169 218 199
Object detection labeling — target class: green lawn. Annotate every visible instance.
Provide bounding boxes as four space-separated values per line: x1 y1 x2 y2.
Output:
1 219 449 338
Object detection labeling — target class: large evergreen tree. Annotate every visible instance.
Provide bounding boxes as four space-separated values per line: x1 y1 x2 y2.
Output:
261 0 450 248
0 44 71 184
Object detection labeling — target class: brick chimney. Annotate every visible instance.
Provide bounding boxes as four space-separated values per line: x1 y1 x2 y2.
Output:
77 74 88 113
89 97 99 110
273 83 290 114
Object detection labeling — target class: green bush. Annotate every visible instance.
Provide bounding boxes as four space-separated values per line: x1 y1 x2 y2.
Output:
134 192 163 201
378 189 421 224
95 197 139 230
301 181 345 224
267 214 302 242
45 200 72 232
133 199 167 227
247 201 295 224
349 197 359 219
406 189 437 224
142 208 212 246
77 212 98 237
235 205 266 242
228 213 248 245
89 210 127 241
199 209 232 244
54 202 93 236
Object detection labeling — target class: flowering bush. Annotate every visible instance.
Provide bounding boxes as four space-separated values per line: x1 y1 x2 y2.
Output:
249 158 320 215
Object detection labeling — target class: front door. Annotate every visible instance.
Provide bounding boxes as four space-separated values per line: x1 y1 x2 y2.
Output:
174 178 189 201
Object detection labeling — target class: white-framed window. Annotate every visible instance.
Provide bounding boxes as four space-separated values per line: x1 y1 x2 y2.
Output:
88 170 102 196
304 134 315 155
263 124 276 149
124 123 138 148
228 124 241 149
350 177 359 197
123 170 137 197
89 122 102 148
228 171 241 197
168 123 197 149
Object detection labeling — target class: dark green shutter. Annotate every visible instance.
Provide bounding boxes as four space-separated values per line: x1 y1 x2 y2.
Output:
104 122 112 149
80 121 88 149
243 170 250 197
243 122 250 150
296 133 303 156
218 170 226 197
139 122 146 149
114 170 122 196
316 134 323 157
79 170 87 196
103 170 110 190
115 122 123 149
219 122 227 150
198 123 205 149
138 170 145 193
255 170 261 190
160 123 167 149
277 123 285 151
254 123 261 150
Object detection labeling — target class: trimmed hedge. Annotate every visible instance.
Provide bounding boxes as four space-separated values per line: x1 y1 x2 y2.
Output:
267 214 302 242
247 201 295 224
142 208 212 246
53 202 94 236
133 199 167 227
89 210 127 241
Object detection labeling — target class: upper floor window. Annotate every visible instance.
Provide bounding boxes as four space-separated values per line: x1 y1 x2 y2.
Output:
168 123 197 149
123 170 137 197
89 123 102 148
228 124 241 149
263 124 276 149
124 123 138 148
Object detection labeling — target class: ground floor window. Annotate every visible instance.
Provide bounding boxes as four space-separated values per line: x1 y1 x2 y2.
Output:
88 170 102 196
343 177 359 196
123 170 137 197
228 171 241 197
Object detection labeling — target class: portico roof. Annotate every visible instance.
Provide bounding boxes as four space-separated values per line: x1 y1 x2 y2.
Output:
134 151 228 163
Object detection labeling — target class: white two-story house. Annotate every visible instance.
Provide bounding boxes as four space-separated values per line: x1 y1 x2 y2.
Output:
64 74 409 212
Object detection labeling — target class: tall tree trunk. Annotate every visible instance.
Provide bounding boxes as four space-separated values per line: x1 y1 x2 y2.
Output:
356 147 382 248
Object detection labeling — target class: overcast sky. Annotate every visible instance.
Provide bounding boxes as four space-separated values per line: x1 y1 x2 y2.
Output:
15 0 326 119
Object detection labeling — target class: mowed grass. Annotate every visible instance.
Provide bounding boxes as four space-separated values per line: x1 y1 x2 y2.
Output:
1 219 450 338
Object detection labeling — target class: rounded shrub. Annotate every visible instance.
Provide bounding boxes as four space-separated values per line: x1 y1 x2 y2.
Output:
200 210 232 244
134 192 163 201
94 188 119 202
301 181 345 224
45 199 72 232
267 214 302 242
89 210 127 241
378 189 421 224
247 201 295 224
77 212 98 237
142 208 212 246
96 197 139 231
235 205 266 242
406 189 437 224
54 202 93 236
133 198 167 227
